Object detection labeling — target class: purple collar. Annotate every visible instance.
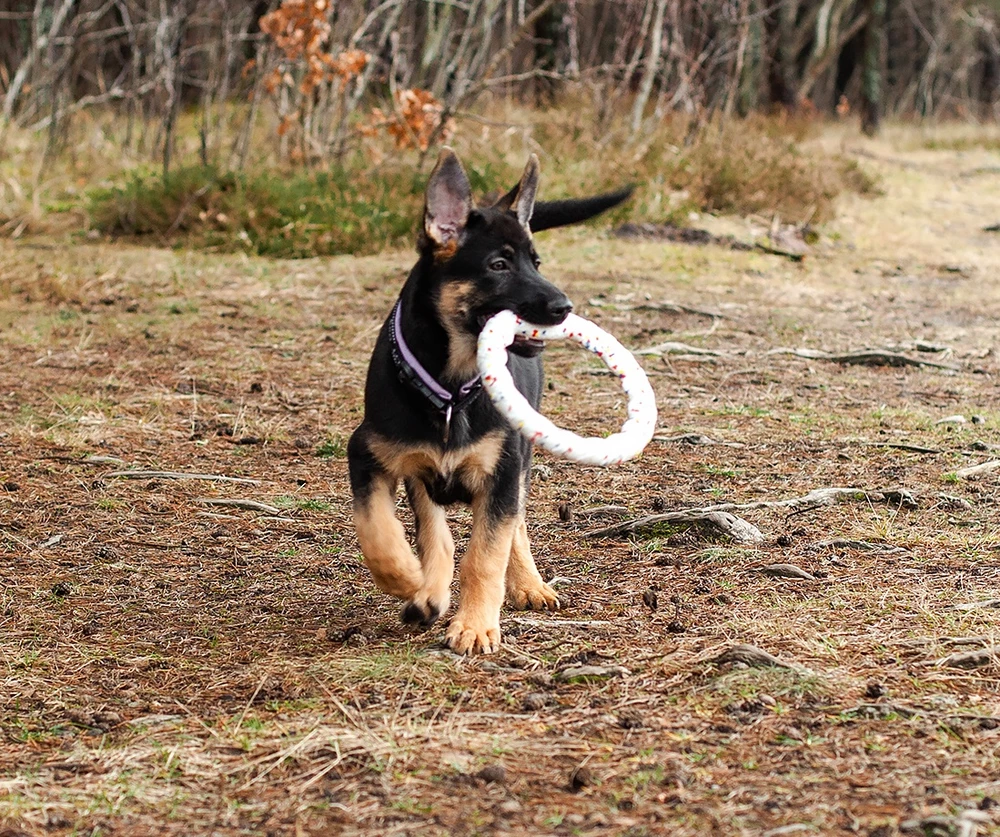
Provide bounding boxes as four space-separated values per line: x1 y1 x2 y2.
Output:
389 301 482 423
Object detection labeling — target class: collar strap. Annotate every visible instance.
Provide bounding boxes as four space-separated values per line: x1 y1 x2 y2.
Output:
390 301 482 413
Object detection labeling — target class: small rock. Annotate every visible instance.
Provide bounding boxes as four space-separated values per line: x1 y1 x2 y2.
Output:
776 534 793 547
618 709 645 729
971 415 986 425
864 681 887 699
759 694 776 707
343 631 368 648
761 563 816 580
569 765 593 791
641 587 658 611
522 693 547 711
475 764 506 784
557 502 573 522
714 644 793 669
531 463 552 481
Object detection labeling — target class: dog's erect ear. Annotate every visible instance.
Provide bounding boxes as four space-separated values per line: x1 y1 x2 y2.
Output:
492 154 540 232
424 147 472 249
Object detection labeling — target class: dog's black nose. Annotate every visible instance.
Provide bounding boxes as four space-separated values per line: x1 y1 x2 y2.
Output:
546 297 573 322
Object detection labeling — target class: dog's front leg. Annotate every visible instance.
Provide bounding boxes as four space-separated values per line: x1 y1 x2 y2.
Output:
402 479 455 626
349 433 423 601
445 497 516 654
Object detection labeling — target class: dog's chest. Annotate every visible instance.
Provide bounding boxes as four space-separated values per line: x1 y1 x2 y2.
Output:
369 431 505 496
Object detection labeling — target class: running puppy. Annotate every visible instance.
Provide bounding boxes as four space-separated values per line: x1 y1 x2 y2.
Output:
348 149 629 654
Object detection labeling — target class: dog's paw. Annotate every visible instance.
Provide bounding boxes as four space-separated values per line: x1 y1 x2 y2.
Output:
445 616 501 655
401 589 449 628
507 582 560 612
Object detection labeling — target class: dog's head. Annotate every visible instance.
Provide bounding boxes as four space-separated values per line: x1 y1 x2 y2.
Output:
420 148 572 359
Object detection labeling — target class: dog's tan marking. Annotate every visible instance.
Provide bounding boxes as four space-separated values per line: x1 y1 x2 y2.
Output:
436 281 479 381
446 506 517 655
432 239 460 262
408 479 455 618
368 431 505 496
353 473 423 600
505 517 560 611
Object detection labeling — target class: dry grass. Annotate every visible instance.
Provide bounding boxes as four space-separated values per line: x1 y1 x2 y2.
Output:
2 104 881 252
2 124 1000 836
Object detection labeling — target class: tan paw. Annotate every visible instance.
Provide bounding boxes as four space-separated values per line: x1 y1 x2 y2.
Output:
507 582 560 612
445 616 501 655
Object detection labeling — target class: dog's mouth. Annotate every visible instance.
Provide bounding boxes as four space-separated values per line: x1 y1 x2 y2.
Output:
478 313 547 357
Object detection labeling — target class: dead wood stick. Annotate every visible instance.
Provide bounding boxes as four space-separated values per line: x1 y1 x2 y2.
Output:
105 470 260 485
769 347 960 371
511 618 613 628
954 460 1000 480
865 442 942 454
587 298 724 319
701 487 917 513
636 341 725 357
809 539 910 554
585 509 764 543
848 702 1000 724
590 487 918 540
951 600 1000 612
196 498 281 515
937 646 1000 670
712 643 794 669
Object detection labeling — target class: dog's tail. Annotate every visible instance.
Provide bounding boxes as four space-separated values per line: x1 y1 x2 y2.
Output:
530 186 634 233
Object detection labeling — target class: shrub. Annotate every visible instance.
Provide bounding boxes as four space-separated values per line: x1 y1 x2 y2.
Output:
87 166 424 257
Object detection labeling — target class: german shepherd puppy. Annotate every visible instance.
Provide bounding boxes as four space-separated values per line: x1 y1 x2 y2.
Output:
348 149 630 654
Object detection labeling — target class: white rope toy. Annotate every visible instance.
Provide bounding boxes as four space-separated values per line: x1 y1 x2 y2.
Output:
477 310 657 466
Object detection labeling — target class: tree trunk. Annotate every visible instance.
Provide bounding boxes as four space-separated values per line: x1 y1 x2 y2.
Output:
860 0 886 135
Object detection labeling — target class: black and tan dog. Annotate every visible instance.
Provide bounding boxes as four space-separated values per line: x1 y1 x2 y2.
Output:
347 148 630 654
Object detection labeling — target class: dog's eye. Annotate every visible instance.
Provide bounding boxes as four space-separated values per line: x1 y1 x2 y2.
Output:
532 256 541 268
489 258 509 272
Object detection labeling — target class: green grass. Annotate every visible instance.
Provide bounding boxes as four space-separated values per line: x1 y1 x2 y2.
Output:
87 165 424 258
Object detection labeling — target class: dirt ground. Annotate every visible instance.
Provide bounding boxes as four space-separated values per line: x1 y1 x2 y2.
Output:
2 128 1000 837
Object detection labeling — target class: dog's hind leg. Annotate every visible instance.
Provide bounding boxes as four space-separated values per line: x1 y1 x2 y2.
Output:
505 517 560 612
402 479 455 626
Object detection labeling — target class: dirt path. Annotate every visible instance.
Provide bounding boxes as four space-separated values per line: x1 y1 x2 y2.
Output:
1 130 999 836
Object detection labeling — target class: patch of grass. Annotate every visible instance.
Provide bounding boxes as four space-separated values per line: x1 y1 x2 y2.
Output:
315 435 347 458
87 165 423 258
921 135 1000 152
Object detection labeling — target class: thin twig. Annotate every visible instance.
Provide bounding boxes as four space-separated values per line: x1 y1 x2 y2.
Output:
104 470 260 485
196 498 281 515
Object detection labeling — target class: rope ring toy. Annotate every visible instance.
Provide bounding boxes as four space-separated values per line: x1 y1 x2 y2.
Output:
477 310 657 466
